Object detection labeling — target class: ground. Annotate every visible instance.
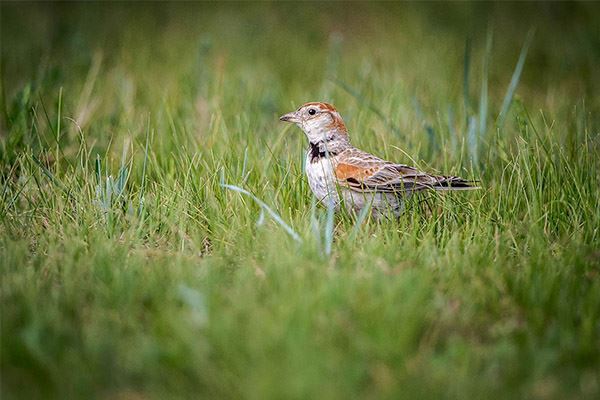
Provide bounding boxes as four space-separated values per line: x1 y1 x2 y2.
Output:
1 2 599 399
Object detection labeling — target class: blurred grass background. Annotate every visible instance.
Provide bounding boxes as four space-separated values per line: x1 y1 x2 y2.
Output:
1 2 600 399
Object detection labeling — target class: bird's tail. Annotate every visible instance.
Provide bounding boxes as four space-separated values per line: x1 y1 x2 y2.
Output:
433 176 480 191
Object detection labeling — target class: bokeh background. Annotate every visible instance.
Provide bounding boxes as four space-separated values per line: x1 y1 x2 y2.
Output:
3 2 599 157
2 2 600 399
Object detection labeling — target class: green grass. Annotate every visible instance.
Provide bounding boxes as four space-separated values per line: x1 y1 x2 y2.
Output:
2 2 600 399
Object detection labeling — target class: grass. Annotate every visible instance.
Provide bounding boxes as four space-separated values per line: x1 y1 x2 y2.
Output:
1 2 600 399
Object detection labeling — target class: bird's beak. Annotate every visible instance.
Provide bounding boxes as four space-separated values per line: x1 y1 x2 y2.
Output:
279 111 299 123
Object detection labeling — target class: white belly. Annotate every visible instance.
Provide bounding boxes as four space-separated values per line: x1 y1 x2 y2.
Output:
305 155 340 205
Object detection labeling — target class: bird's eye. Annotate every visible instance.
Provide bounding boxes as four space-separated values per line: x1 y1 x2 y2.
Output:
308 108 316 116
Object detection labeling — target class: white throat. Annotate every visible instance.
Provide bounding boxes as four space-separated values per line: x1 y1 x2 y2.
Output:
300 118 333 144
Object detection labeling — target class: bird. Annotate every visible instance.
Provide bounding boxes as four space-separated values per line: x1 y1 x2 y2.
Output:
279 101 478 219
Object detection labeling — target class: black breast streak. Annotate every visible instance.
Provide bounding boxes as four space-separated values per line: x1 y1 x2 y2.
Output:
309 141 337 163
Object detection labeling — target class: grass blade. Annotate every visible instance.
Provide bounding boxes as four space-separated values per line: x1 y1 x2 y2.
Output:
463 36 472 122
497 28 535 129
348 198 372 242
324 197 335 256
222 184 302 243
138 117 151 218
479 30 493 139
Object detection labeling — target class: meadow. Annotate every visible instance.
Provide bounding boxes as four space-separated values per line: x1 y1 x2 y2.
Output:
1 2 599 399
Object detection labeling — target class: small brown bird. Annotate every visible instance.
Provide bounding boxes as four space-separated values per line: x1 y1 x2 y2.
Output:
280 102 478 218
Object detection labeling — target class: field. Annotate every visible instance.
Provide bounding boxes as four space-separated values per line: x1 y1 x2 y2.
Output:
1 2 600 399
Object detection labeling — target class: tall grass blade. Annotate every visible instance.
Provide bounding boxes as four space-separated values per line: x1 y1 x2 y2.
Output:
55 87 62 175
467 116 478 165
95 154 102 183
241 146 249 182
309 198 321 249
324 197 335 256
497 29 535 129
463 36 472 122
138 117 151 218
447 106 457 153
479 30 493 139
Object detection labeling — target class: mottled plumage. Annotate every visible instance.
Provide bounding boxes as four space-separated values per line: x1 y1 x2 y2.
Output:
280 102 478 218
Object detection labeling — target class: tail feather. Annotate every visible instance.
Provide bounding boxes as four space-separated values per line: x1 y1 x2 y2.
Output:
433 176 480 191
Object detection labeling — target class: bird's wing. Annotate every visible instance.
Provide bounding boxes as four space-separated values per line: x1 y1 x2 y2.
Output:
334 149 476 193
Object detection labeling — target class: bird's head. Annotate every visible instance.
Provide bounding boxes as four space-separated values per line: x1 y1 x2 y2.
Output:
279 102 348 144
